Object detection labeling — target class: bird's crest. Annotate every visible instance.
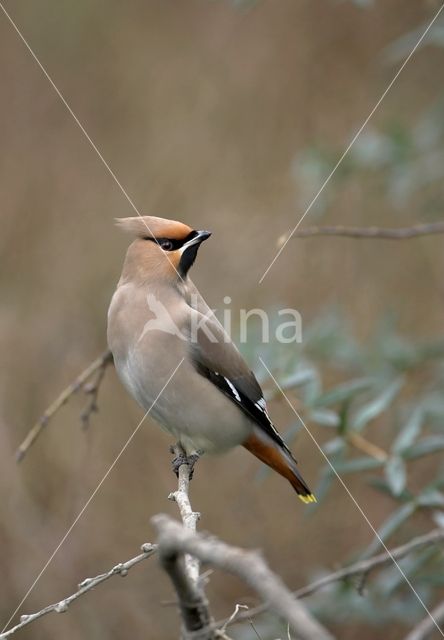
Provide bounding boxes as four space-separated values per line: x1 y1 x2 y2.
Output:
116 216 193 241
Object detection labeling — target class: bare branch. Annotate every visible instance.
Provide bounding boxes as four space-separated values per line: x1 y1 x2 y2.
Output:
278 221 444 245
169 444 201 584
226 528 444 627
161 447 214 639
16 350 113 462
157 535 215 640
152 514 335 640
0 543 157 639
403 600 444 640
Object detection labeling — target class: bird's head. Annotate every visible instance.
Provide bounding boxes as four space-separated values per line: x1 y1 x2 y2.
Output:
116 216 211 282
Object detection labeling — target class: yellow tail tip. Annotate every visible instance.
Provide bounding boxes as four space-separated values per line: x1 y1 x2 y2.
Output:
299 494 317 504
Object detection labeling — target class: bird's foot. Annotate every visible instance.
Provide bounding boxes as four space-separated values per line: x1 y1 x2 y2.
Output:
170 445 202 479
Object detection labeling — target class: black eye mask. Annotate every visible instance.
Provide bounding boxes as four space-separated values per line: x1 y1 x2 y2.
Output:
144 230 198 251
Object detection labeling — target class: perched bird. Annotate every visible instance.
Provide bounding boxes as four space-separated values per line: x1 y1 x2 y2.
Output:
107 216 315 503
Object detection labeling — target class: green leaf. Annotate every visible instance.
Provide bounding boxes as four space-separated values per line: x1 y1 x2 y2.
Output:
403 435 444 460
313 466 337 504
378 546 438 596
282 422 303 444
280 368 317 390
416 489 444 508
338 401 350 435
392 408 424 454
385 456 407 496
308 409 340 428
302 372 323 407
323 437 346 455
433 511 444 528
314 378 375 408
418 574 444 588
368 477 402 498
352 378 404 432
333 456 385 474
363 502 416 557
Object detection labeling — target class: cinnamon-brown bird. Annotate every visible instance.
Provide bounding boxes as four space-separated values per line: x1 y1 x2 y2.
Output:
107 216 315 502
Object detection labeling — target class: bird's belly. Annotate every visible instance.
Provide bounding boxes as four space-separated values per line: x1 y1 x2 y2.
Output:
154 397 251 455
114 350 251 455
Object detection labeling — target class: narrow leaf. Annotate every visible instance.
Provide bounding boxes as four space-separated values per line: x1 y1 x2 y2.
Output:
363 502 416 557
333 456 385 474
378 546 438 596
353 378 404 432
433 511 444 528
280 368 316 390
323 437 346 455
314 378 375 407
393 407 424 454
416 490 444 508
309 409 340 428
385 456 407 496
403 435 444 460
313 466 337 504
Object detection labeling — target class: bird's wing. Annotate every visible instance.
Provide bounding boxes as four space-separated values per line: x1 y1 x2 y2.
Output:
185 282 293 458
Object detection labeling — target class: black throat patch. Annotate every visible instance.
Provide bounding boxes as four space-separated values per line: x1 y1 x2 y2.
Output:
179 242 200 277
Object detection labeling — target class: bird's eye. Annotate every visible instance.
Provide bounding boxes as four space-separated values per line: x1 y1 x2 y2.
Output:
159 239 174 251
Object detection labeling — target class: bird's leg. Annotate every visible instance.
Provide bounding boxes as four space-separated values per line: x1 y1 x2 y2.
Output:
169 444 203 479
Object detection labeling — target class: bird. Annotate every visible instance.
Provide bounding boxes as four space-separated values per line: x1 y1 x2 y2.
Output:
107 215 315 503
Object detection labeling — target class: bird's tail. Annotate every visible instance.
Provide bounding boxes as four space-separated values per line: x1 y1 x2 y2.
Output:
243 432 316 504
287 463 317 504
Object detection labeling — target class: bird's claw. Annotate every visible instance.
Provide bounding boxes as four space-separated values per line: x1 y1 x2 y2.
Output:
170 450 201 479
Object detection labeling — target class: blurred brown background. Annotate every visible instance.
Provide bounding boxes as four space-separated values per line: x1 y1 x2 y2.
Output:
1 1 444 638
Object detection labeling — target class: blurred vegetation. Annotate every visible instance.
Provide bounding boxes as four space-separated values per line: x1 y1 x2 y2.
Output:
243 311 444 635
1 0 444 639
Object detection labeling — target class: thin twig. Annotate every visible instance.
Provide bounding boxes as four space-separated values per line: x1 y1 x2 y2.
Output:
224 528 444 628
219 604 249 635
347 433 388 462
5 525 442 640
16 350 113 462
0 543 157 639
404 600 444 640
80 357 110 430
169 444 201 584
277 221 444 246
152 514 335 640
214 631 236 640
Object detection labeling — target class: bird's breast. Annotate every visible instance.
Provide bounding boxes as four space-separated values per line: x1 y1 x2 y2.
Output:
107 282 252 454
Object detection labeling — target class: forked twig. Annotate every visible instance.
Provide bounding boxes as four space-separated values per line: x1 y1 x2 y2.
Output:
16 350 113 462
222 528 444 628
152 515 335 640
0 543 157 639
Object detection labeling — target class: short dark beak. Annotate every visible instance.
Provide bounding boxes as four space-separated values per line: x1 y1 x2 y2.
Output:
196 230 212 243
183 230 212 250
